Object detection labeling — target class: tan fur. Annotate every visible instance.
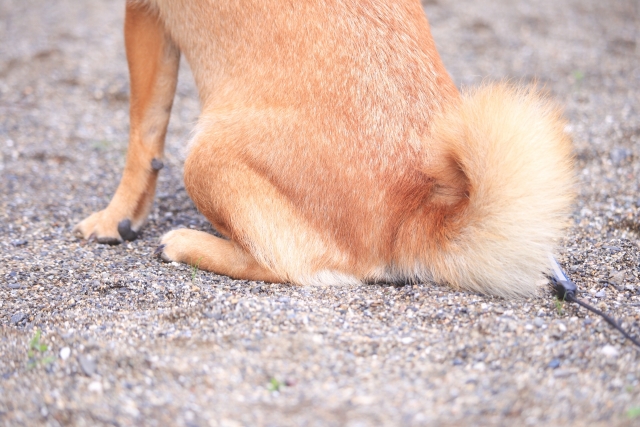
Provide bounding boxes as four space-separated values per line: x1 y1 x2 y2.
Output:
74 0 574 297
74 2 179 243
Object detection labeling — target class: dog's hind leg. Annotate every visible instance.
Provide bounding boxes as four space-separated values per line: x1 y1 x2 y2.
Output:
156 141 296 283
74 1 179 244
156 150 288 283
158 229 282 283
156 117 357 284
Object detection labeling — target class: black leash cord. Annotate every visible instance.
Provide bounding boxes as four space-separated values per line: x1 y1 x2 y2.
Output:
548 255 640 349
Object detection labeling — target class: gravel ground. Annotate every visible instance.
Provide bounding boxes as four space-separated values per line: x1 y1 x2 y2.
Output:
1 0 639 425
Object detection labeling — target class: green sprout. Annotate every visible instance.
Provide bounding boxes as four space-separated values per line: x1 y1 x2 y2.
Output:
572 70 585 82
627 407 640 419
91 140 112 151
27 329 55 369
190 257 203 283
267 378 283 392
554 297 565 316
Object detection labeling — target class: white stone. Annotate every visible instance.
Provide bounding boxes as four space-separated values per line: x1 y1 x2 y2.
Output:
59 347 71 360
88 381 103 393
601 345 619 358
472 362 486 372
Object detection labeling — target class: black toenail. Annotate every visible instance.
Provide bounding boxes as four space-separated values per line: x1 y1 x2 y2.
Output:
117 219 139 241
154 244 166 256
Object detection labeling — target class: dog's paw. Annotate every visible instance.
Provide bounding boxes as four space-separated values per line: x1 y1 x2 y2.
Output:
156 229 192 263
74 211 140 244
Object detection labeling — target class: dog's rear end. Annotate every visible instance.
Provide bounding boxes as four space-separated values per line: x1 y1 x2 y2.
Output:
75 0 574 297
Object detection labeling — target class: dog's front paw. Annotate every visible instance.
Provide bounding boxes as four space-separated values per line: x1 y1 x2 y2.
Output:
74 210 140 244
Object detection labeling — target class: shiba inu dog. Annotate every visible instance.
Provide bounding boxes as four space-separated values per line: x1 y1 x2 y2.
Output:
74 0 574 297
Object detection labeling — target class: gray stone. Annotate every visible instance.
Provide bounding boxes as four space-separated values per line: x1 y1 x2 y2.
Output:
78 355 97 376
10 313 26 324
609 271 626 286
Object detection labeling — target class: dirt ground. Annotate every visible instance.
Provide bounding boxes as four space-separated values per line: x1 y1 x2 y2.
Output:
1 0 639 426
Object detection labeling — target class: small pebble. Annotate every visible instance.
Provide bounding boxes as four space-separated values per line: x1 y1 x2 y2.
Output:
600 345 619 358
88 381 103 393
609 271 626 286
78 355 97 376
548 359 561 369
10 313 26 324
553 369 575 378
533 318 545 328
472 362 486 372
60 347 71 360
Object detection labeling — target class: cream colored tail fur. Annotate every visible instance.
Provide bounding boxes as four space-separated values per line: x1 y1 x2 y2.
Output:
425 84 574 298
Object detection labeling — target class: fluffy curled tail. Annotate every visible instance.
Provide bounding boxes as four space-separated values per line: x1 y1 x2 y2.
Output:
426 84 574 297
